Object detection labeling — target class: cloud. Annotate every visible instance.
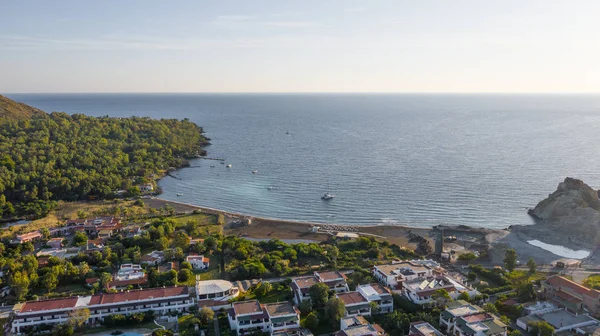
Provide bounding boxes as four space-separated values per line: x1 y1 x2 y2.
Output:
264 21 322 28
345 7 366 12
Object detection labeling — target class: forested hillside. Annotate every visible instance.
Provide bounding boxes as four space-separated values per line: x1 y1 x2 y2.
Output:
0 96 208 218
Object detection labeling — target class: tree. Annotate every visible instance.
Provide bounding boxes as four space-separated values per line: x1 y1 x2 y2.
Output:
527 258 537 273
458 291 471 302
178 269 193 283
180 261 192 270
155 237 169 251
431 289 452 307
483 303 499 314
529 321 554 336
509 331 522 336
99 272 113 289
67 308 90 331
9 271 30 301
199 307 215 325
173 231 190 250
53 323 74 336
504 249 517 272
309 283 330 307
298 301 313 315
467 272 477 282
325 297 345 326
302 312 319 331
73 231 88 247
40 227 50 239
369 301 380 314
254 282 273 297
42 272 59 293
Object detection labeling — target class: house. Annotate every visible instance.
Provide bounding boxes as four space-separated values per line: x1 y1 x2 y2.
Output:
264 302 301 334
409 322 443 336
37 256 51 268
291 276 320 305
190 238 205 245
11 286 194 334
49 226 73 237
542 275 600 315
227 300 300 335
196 279 239 302
141 250 165 266
337 316 385 336
374 260 477 305
315 271 350 293
186 254 210 270
108 264 147 290
357 283 394 314
66 217 122 238
372 260 439 289
158 261 179 273
47 238 63 249
516 307 599 333
439 300 484 333
446 311 507 336
14 231 43 244
336 291 371 317
228 300 270 335
139 183 154 192
291 271 350 305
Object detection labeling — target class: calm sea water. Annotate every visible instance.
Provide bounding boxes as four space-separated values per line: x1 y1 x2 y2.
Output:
8 93 600 228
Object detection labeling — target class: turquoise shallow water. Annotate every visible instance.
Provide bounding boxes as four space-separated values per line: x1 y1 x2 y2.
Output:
8 93 600 228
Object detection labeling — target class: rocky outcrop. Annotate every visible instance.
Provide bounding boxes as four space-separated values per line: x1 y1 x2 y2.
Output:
525 177 600 248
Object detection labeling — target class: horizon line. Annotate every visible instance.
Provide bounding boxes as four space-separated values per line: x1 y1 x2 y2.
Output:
4 91 600 95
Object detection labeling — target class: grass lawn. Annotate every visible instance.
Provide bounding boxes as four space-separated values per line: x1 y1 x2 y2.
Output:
193 254 222 282
170 213 222 235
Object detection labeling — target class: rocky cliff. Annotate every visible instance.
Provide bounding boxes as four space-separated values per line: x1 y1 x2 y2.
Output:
525 177 600 248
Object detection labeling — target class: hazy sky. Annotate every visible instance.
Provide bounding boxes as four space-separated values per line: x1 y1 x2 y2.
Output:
1 0 600 93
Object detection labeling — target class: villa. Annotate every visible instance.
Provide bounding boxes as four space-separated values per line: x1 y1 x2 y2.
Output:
11 286 194 334
186 254 210 270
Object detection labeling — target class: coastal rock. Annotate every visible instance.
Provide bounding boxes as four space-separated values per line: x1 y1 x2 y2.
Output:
525 177 600 248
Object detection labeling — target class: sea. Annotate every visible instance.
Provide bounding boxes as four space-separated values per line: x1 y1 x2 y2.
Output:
7 93 600 229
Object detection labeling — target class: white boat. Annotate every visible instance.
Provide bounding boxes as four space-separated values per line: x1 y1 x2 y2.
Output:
210 165 215 168
226 164 232 168
321 192 335 200
177 193 183 196
267 186 273 190
252 170 258 174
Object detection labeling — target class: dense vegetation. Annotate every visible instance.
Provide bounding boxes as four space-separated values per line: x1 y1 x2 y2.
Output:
0 97 208 218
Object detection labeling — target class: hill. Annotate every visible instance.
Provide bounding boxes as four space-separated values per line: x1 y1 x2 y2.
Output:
0 94 46 120
0 95 209 218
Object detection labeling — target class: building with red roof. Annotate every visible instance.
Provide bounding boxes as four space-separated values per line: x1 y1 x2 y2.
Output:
542 275 600 315
10 286 193 334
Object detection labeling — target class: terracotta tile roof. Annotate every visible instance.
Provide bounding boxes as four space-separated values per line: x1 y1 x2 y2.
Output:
461 312 493 323
370 283 392 295
337 292 368 305
85 277 100 284
89 286 188 305
556 290 583 303
20 297 78 313
108 275 148 288
203 257 210 263
264 302 298 317
17 231 42 240
547 275 600 299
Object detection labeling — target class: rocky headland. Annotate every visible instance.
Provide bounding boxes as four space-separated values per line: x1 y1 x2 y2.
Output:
523 177 600 249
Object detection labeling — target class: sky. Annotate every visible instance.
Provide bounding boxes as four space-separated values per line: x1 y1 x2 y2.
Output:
1 0 600 93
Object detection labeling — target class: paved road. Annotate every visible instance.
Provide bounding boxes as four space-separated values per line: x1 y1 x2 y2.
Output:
214 316 221 336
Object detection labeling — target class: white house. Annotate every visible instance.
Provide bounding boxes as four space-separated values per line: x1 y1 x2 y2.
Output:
264 302 300 334
186 254 210 270
336 291 371 317
357 283 394 314
228 300 270 335
315 271 350 293
291 276 320 305
11 286 194 334
409 322 443 336
439 300 483 333
372 260 437 289
196 279 239 302
140 250 164 266
338 316 385 336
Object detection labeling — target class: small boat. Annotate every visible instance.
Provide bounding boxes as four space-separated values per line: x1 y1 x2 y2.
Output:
210 165 215 168
321 192 335 200
177 193 183 197
220 161 225 164
286 132 290 135
252 170 258 174
226 164 232 168
267 186 273 190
